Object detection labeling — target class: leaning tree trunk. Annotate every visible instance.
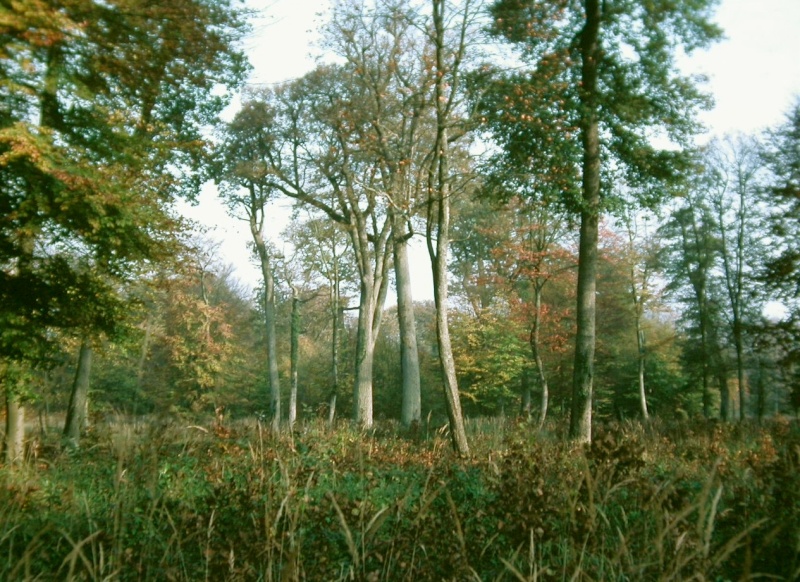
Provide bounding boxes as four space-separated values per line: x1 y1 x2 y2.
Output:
429 0 469 457
393 217 422 427
569 0 601 444
64 340 92 448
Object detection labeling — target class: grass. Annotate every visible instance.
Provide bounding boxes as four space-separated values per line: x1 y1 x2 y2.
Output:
1 415 799 580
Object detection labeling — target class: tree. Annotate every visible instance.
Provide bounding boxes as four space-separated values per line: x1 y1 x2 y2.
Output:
762 100 800 304
217 100 285 432
419 0 484 456
660 180 729 419
284 213 356 424
761 101 800 413
233 68 396 428
486 0 721 441
0 0 248 449
63 340 93 447
706 136 767 421
617 207 662 420
322 0 439 427
451 195 576 425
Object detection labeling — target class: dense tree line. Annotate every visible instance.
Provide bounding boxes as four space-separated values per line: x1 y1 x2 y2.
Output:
2 0 799 460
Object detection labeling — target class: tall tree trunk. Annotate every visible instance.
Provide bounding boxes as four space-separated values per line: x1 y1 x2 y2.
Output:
626 223 650 421
714 337 731 421
637 328 649 419
718 181 748 422
64 340 92 448
289 288 300 428
530 284 550 430
632 292 649 420
428 0 469 457
679 215 713 418
329 275 341 427
348 211 391 428
252 222 281 433
394 217 422 426
4 392 25 464
352 274 384 428
569 0 601 443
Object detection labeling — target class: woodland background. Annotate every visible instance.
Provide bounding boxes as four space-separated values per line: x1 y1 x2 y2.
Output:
1 0 800 578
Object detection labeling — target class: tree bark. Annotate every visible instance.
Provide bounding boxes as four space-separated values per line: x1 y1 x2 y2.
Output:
64 340 92 448
347 202 392 428
629 260 650 421
4 392 25 464
428 0 470 457
329 270 341 427
530 284 550 430
569 0 601 443
251 209 281 433
289 288 300 428
393 215 422 426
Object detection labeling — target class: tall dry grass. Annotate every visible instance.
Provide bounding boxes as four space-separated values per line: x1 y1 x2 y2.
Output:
0 415 797 580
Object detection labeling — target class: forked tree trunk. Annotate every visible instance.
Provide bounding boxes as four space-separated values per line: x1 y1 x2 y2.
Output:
394 222 422 426
64 340 92 448
349 212 392 428
352 275 379 428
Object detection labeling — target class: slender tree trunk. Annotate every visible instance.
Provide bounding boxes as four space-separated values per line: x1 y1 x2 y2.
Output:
394 219 422 426
329 276 341 426
718 182 748 422
569 0 601 443
637 328 649 419
734 321 746 420
678 212 713 418
626 224 650 421
632 301 649 420
289 289 300 428
710 319 731 421
252 223 281 433
530 285 549 430
4 392 25 464
428 0 469 457
64 340 92 448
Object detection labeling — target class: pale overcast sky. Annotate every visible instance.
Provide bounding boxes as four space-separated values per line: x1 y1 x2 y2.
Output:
182 0 800 298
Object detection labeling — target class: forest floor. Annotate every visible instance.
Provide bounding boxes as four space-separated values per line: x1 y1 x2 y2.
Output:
1 415 798 581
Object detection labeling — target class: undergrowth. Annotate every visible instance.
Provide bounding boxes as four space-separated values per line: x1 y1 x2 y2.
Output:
1 416 798 580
